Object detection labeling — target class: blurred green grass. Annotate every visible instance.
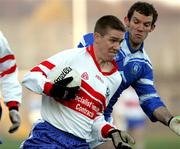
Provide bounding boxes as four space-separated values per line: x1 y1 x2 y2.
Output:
0 135 179 149
145 136 180 149
0 137 22 149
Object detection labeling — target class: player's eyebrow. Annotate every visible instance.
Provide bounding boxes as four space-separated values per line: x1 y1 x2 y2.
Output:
133 16 152 24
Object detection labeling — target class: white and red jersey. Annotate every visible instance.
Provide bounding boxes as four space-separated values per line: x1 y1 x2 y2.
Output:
0 31 22 104
23 45 122 140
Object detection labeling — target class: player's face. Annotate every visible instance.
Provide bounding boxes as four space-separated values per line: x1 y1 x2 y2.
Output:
125 11 155 46
96 29 124 61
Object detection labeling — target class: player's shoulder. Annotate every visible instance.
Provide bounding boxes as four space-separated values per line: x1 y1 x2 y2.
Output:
125 42 151 63
0 31 13 55
54 47 87 60
0 31 7 44
0 31 3 37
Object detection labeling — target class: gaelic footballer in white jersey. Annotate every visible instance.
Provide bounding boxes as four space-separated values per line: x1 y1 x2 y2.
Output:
0 31 22 139
22 45 122 141
0 31 22 105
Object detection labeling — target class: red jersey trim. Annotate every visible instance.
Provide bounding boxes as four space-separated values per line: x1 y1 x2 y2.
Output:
7 101 19 108
101 124 113 138
86 45 118 75
43 82 53 96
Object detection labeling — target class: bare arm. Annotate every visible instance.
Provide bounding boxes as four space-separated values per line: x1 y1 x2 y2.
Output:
153 106 173 126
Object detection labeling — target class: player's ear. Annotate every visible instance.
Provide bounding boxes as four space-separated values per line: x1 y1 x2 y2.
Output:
94 32 101 43
124 16 130 28
150 24 156 32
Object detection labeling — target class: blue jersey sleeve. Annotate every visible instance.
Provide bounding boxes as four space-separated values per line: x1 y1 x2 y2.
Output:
132 65 165 122
77 33 94 48
104 82 124 121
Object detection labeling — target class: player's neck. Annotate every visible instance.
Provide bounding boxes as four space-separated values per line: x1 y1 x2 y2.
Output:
94 45 114 72
98 59 114 72
129 39 142 52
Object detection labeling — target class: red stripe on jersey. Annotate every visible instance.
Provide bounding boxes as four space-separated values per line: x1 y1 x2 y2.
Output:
58 88 104 119
78 89 103 112
0 54 15 63
81 80 106 109
31 66 47 77
0 64 16 77
40 61 55 70
58 80 107 119
31 61 55 77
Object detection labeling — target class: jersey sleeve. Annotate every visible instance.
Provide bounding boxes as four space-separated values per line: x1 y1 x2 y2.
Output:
0 32 22 104
92 114 114 141
132 65 165 122
22 49 77 96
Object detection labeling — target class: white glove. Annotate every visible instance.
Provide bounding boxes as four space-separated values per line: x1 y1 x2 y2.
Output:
108 129 135 149
169 116 180 136
9 110 21 133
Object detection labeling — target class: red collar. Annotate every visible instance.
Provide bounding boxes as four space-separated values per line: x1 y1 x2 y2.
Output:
86 45 118 76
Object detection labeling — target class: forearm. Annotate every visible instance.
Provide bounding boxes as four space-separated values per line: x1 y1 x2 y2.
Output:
153 106 173 126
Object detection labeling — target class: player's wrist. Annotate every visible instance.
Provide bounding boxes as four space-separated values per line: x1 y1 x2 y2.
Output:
168 116 174 127
101 124 114 138
168 116 180 136
7 101 19 111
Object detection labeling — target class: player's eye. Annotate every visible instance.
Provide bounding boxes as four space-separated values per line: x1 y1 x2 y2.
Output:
144 23 151 28
133 18 139 24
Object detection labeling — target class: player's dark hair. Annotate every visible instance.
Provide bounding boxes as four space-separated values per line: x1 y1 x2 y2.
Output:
94 15 125 36
127 1 158 26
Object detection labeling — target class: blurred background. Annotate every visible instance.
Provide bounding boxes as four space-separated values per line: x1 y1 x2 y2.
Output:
0 0 179 148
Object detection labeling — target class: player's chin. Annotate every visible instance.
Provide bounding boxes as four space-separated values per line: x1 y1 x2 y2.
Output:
107 55 116 61
110 53 117 59
134 38 143 45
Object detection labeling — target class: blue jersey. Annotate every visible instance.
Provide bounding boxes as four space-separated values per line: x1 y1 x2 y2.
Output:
78 32 165 122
